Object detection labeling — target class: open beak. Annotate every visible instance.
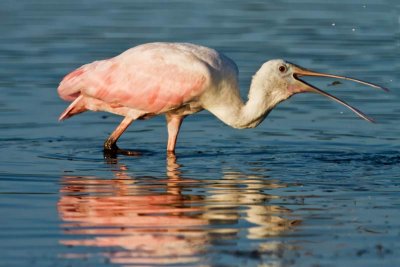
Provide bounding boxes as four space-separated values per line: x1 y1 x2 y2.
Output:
291 64 388 123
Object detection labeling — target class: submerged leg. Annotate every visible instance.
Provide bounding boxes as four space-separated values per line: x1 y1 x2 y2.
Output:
166 114 185 154
104 117 134 151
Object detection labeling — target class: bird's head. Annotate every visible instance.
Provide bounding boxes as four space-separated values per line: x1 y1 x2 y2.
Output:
259 59 388 122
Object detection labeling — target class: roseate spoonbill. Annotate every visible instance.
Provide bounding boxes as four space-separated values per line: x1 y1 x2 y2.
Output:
58 42 387 154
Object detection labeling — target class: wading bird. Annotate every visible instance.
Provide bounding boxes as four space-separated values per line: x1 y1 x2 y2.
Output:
58 42 387 154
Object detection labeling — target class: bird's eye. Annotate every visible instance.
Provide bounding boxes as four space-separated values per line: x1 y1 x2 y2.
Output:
279 65 287 73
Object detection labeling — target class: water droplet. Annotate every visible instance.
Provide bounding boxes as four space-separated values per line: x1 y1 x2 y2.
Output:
352 28 356 32
331 23 336 27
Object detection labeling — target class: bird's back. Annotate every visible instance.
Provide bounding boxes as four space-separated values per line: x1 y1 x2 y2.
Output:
58 42 239 116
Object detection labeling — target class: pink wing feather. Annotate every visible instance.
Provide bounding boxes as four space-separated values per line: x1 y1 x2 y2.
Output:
58 44 210 119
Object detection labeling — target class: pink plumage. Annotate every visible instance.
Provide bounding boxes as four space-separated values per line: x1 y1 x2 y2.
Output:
58 43 221 120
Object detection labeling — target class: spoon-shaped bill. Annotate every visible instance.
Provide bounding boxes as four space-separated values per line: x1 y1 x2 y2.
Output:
292 65 389 92
291 65 388 122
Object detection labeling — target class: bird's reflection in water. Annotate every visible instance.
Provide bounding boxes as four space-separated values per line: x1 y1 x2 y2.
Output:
58 155 301 266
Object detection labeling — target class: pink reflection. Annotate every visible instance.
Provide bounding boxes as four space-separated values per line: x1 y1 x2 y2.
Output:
58 155 208 266
58 155 301 265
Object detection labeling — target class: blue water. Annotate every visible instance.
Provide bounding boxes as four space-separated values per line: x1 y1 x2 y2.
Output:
0 1 399 266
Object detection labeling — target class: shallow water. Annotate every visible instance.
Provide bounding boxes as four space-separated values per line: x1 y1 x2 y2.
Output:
0 0 399 266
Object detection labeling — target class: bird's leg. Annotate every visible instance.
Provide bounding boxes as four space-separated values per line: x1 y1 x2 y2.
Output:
104 117 133 152
166 114 185 154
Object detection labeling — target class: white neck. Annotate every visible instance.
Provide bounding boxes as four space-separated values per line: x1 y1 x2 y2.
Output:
206 70 285 129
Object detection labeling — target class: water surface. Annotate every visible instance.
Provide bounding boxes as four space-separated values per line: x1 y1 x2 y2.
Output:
0 1 399 266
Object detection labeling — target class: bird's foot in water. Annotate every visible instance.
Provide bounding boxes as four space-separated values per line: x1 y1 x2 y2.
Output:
103 142 142 158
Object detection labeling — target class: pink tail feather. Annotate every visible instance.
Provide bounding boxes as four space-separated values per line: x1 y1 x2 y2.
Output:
59 95 87 121
58 68 85 101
